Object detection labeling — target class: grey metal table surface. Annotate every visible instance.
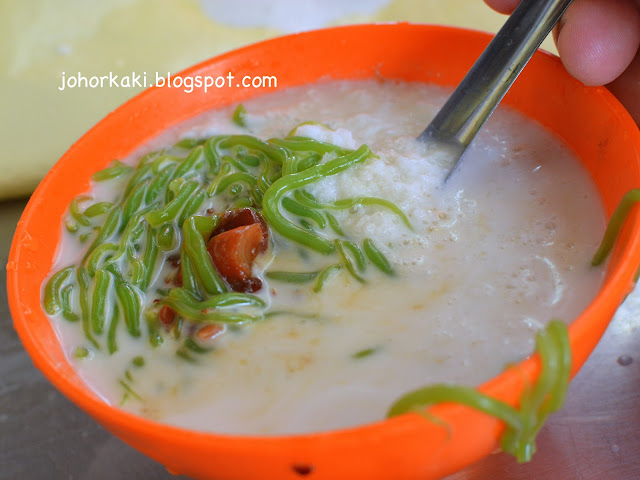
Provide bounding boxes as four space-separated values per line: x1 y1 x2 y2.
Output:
1 197 638 480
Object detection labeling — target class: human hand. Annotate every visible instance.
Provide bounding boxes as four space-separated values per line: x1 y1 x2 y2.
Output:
485 0 640 126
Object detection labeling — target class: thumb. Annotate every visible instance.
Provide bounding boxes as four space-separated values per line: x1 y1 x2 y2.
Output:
554 0 640 86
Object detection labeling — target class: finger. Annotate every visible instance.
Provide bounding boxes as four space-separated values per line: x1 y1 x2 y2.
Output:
607 49 640 125
483 0 520 14
554 0 640 86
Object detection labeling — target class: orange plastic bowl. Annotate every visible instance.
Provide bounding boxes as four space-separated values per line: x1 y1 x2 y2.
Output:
8 24 640 480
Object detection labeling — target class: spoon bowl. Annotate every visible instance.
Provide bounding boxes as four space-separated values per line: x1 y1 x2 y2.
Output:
8 24 640 480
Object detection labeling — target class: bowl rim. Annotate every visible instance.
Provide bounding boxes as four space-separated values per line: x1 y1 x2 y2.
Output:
8 20 640 476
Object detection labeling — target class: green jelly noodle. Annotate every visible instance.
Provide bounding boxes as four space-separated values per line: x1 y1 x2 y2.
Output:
387 319 571 463
43 124 403 360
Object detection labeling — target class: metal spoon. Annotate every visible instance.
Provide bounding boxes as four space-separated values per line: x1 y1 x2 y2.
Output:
419 0 574 181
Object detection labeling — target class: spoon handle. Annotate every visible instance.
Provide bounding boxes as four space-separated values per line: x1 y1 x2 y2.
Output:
420 0 574 178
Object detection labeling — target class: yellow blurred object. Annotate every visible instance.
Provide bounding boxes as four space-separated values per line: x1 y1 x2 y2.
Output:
1 0 556 200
